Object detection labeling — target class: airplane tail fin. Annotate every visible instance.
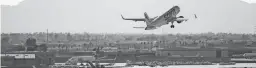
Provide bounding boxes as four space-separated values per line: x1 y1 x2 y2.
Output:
144 12 151 25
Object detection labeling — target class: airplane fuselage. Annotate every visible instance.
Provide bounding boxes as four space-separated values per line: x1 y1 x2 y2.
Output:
145 18 166 30
121 5 193 30
145 6 180 30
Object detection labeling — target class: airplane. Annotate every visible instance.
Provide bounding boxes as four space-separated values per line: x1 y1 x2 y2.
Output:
121 6 197 30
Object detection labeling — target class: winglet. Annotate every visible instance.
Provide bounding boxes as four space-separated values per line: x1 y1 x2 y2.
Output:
121 15 125 20
194 14 197 19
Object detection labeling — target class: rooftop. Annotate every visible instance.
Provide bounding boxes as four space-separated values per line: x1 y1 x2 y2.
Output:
157 47 256 51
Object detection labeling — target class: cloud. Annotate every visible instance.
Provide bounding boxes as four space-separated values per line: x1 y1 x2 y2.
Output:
240 0 256 4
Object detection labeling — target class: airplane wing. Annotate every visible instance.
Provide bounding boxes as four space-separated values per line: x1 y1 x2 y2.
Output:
150 16 158 21
121 15 146 22
153 16 158 19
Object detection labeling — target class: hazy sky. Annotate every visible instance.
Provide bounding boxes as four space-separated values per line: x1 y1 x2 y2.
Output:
1 0 256 34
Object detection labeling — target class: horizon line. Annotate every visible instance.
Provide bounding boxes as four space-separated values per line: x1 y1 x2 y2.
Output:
1 32 256 35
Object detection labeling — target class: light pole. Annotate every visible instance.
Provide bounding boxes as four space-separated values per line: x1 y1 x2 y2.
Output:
254 26 256 35
253 26 256 41
47 29 48 44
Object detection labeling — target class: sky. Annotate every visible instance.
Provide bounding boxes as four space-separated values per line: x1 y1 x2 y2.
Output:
1 0 256 34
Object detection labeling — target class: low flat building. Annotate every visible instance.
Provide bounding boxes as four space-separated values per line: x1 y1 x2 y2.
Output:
155 48 217 57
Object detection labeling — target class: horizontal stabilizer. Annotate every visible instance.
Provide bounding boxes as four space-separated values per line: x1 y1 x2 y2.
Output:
121 14 146 22
133 27 145 28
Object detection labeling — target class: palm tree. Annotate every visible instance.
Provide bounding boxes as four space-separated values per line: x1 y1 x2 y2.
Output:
1 37 10 52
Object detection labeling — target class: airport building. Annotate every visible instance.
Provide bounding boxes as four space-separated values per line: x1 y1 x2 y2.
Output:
1 51 55 67
155 48 217 57
155 48 256 58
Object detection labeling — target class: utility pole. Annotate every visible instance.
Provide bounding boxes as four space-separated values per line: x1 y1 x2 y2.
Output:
254 26 256 35
254 26 256 41
93 46 101 68
47 29 48 44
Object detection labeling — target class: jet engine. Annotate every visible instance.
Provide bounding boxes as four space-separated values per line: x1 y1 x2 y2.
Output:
178 16 184 18
177 21 183 23
177 16 184 24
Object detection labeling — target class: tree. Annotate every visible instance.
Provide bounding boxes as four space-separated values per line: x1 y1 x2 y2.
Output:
13 45 25 51
37 44 48 52
1 37 11 52
1 37 10 46
67 33 72 41
26 38 37 46
93 48 97 51
25 38 37 51
54 34 58 40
